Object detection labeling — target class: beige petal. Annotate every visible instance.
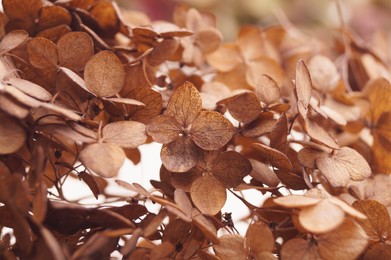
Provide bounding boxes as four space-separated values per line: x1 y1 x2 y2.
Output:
299 200 344 234
79 143 126 178
102 121 147 148
213 234 247 260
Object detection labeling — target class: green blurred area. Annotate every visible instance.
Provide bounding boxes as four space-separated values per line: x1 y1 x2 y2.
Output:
116 0 391 41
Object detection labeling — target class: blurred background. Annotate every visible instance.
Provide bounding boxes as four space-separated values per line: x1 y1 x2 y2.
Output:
117 0 391 41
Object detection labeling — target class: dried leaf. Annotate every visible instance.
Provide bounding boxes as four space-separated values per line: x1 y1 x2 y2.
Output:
79 143 126 178
84 50 125 97
190 174 226 215
102 121 147 148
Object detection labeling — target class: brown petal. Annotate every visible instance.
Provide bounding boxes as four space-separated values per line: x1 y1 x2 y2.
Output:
57 32 94 71
161 137 200 172
280 238 321 260
255 74 281 106
0 113 26 154
374 111 391 151
249 159 280 187
328 197 367 219
84 50 125 97
213 234 247 259
191 208 219 244
316 147 371 187
251 143 292 171
3 0 42 22
353 200 391 240
79 171 101 199
174 188 193 217
295 60 312 118
90 1 119 35
147 115 182 144
37 5 71 32
102 121 147 148
227 92 261 123
206 43 242 72
270 113 288 153
299 200 344 234
190 111 235 150
308 55 339 92
303 117 339 149
102 97 145 106
212 151 252 188
36 24 72 43
27 37 58 69
246 58 284 88
245 220 275 255
317 219 368 259
147 38 180 67
363 242 391 260
170 167 202 192
195 28 222 54
190 174 226 215
79 143 126 178
123 87 162 124
297 148 324 168
59 67 92 94
362 78 391 123
242 112 276 137
166 81 202 127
